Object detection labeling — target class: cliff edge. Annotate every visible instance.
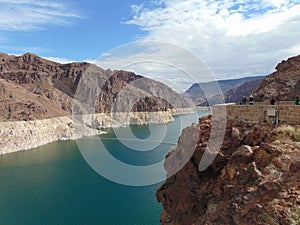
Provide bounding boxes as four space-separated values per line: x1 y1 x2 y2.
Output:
0 52 192 154
157 116 300 225
254 55 300 101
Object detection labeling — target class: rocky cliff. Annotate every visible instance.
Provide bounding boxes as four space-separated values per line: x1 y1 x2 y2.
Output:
0 52 192 154
157 116 300 225
0 52 189 121
254 55 300 101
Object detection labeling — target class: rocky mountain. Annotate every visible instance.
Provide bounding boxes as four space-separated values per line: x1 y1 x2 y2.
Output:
224 78 264 103
184 76 265 106
254 55 300 101
0 53 189 121
197 78 264 106
157 115 300 225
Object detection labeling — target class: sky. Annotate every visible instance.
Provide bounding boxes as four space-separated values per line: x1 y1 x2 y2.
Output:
1 0 300 91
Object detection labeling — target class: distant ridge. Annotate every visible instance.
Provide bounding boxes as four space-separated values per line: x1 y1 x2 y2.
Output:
183 76 265 106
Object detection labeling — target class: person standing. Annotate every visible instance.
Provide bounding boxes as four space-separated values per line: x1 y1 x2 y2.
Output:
295 96 300 105
241 96 246 105
249 95 254 105
270 98 276 105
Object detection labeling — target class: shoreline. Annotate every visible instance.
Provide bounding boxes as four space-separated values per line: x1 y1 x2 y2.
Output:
0 108 198 155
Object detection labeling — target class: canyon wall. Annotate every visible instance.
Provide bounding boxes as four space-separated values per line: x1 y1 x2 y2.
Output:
0 53 190 122
0 109 187 155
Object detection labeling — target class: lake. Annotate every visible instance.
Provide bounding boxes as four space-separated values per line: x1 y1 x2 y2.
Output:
0 110 208 225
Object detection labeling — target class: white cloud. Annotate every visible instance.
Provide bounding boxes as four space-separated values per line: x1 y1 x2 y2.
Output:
43 56 75 64
88 41 216 92
267 0 288 8
0 0 81 31
0 45 50 54
117 0 300 90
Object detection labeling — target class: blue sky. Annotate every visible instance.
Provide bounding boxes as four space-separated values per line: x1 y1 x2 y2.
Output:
1 0 300 91
0 0 145 60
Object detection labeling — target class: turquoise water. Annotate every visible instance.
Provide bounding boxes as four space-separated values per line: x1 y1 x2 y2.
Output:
0 110 208 225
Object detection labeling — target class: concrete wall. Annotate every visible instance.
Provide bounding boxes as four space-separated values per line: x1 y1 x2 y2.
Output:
213 104 300 125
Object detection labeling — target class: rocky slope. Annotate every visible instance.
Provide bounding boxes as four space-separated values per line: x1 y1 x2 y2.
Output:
254 55 300 101
184 76 265 106
157 116 300 225
0 52 189 121
225 78 264 103
198 78 264 106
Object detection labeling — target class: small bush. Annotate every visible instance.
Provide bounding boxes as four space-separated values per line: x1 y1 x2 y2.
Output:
278 125 295 137
260 211 281 225
170 145 177 151
294 128 300 141
290 206 300 225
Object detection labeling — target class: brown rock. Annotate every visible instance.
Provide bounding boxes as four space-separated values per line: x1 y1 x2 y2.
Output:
157 116 300 225
0 52 189 121
160 211 172 224
254 55 300 101
232 145 254 162
289 160 300 173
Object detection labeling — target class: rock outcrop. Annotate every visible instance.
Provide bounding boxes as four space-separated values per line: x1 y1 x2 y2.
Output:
157 116 300 225
254 55 300 101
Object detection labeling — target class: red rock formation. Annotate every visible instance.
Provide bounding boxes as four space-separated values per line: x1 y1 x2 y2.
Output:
254 55 300 101
157 116 300 225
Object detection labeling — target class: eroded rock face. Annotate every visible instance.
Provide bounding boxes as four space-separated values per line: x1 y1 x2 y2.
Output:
254 55 300 101
157 116 300 225
0 53 189 121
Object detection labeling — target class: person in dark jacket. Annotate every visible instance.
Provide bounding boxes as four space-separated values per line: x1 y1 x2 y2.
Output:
295 96 300 105
241 96 246 105
270 98 275 105
249 95 254 105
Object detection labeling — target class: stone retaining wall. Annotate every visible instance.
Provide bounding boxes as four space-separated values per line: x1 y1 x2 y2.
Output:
213 104 300 125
